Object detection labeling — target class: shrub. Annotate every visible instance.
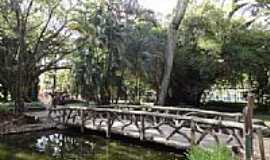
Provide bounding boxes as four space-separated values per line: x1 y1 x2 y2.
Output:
186 145 238 160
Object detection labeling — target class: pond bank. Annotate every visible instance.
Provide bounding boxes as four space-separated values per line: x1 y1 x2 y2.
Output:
0 110 56 135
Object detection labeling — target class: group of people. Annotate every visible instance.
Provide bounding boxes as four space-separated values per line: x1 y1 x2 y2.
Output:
50 92 71 107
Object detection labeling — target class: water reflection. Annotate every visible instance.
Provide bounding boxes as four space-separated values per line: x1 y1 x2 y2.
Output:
35 133 99 159
0 131 182 160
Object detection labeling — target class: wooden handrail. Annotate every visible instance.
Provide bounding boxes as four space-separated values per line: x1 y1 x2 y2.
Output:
49 106 268 131
94 104 243 118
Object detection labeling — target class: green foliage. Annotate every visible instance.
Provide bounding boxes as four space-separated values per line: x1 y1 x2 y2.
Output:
166 1 270 105
1 0 269 106
167 3 226 105
0 145 49 160
0 0 77 108
71 0 164 104
186 145 238 160
0 145 12 160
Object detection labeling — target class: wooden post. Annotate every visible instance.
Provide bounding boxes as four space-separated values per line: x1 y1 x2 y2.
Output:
257 129 265 160
63 109 66 125
48 108 52 120
190 120 196 145
106 112 112 138
140 115 145 140
243 93 255 160
80 109 85 133
236 115 241 122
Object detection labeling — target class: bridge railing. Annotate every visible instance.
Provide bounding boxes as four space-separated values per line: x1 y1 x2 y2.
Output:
48 106 268 154
95 104 243 122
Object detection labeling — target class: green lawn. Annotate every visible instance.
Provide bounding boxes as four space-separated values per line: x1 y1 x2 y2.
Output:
255 114 270 127
0 101 45 112
0 102 14 112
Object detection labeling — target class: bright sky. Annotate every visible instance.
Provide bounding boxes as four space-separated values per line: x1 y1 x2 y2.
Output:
139 0 178 16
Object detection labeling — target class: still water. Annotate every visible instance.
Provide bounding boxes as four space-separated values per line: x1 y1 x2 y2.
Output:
0 131 182 160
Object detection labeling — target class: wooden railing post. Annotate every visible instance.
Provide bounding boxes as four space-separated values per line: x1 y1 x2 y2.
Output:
140 115 145 140
106 112 112 138
243 93 255 160
48 108 52 120
63 109 66 125
190 120 196 145
257 129 266 160
80 109 85 133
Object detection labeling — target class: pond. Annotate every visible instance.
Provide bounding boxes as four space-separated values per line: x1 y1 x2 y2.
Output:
0 131 183 160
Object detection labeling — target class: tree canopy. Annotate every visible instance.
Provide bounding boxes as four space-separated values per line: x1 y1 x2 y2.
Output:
0 0 270 110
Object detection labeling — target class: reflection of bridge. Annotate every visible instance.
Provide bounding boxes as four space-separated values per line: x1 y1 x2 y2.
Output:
49 105 269 157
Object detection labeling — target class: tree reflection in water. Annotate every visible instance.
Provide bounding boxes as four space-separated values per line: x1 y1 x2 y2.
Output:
35 133 97 159
0 131 182 160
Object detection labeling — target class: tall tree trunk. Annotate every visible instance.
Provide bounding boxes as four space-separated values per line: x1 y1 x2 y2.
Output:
15 56 24 112
158 0 189 105
14 0 26 113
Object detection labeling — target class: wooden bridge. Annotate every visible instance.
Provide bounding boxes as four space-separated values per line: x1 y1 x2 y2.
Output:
48 104 269 158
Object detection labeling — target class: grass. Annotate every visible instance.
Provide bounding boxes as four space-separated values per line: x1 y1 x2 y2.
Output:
254 114 270 127
205 101 270 113
186 145 238 160
0 101 45 112
26 101 45 108
0 102 14 112
205 101 270 127
0 145 49 160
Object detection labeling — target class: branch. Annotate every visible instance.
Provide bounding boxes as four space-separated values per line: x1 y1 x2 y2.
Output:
35 53 71 77
1 14 15 31
33 30 71 66
44 17 68 41
23 0 34 25
228 3 248 19
38 65 72 75
10 0 21 32
170 0 189 30
33 4 57 56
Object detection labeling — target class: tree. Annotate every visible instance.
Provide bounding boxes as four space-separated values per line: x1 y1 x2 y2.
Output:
122 23 165 104
158 0 189 105
70 0 128 104
163 3 226 106
0 0 76 112
71 0 161 104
